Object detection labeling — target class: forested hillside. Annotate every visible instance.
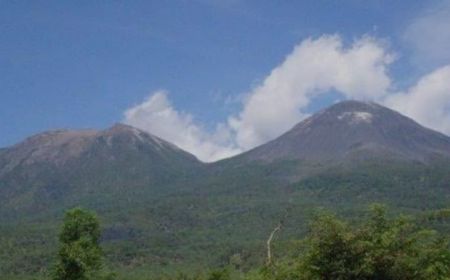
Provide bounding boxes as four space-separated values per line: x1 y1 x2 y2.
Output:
2 102 450 279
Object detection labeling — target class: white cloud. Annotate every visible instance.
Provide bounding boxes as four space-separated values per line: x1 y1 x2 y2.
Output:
404 0 450 67
228 35 394 149
124 91 241 162
124 33 450 162
124 35 395 161
384 66 450 135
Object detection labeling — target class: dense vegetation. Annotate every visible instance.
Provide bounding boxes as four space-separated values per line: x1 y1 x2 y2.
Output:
2 161 450 279
3 205 450 280
267 205 450 280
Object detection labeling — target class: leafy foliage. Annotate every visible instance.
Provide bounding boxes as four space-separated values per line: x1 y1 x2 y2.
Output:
2 161 450 278
52 208 105 280
258 205 450 280
2 205 450 280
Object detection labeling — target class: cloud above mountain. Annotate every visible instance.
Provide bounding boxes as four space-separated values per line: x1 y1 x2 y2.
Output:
124 91 241 162
228 35 394 150
385 66 450 135
124 33 450 162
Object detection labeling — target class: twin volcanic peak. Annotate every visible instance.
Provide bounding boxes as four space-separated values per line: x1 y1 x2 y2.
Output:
1 100 450 223
238 100 450 163
1 100 450 177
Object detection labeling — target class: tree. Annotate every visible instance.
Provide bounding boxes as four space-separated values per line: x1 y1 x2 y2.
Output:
256 205 450 280
52 207 103 280
297 205 450 280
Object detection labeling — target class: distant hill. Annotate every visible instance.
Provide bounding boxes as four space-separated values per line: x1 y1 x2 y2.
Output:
1 101 450 278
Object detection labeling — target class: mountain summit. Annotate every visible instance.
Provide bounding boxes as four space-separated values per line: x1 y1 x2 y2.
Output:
238 100 450 163
0 123 199 175
0 123 202 211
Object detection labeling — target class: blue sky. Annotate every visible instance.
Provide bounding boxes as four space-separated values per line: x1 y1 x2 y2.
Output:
2 1 450 161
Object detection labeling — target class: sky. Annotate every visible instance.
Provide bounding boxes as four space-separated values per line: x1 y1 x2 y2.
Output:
1 1 450 161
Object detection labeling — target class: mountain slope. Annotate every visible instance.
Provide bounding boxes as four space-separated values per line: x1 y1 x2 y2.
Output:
235 100 450 164
0 123 199 172
0 123 203 216
2 102 450 277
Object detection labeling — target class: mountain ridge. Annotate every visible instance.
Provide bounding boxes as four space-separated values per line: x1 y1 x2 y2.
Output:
3 101 450 167
231 100 450 164
0 123 200 174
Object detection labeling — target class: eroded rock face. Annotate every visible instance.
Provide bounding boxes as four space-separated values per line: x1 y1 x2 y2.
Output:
237 100 450 163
